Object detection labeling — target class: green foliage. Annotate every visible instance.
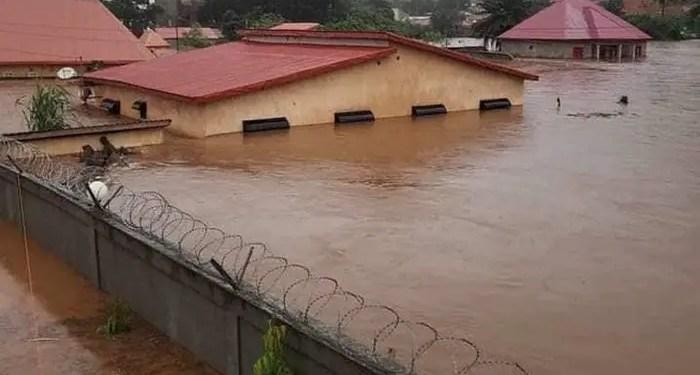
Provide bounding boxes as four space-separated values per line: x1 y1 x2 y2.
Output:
253 322 293 375
472 0 550 37
398 0 438 15
97 299 132 338
16 85 73 132
430 0 466 36
181 25 213 49
101 0 162 35
198 0 349 26
691 0 700 18
601 0 624 15
246 10 286 29
624 14 685 40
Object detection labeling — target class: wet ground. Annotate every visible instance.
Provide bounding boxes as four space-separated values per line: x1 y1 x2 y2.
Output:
0 222 219 375
105 41 700 375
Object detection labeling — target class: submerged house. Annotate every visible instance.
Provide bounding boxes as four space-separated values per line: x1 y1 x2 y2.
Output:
499 0 651 61
83 29 537 138
0 0 152 79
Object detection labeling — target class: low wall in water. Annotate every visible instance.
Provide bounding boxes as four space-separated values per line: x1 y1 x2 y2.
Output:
0 165 388 375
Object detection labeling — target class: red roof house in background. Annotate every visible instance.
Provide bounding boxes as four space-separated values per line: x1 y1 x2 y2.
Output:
499 0 651 61
0 0 153 78
155 27 224 49
140 29 176 58
269 23 321 31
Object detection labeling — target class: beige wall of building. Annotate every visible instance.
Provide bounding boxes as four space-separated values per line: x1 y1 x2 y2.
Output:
92 44 526 138
23 127 165 155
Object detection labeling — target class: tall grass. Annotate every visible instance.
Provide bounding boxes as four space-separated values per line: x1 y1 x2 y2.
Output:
16 85 73 132
253 321 294 375
97 299 131 338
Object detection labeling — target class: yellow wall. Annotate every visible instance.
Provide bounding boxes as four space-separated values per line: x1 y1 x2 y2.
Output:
93 44 525 138
26 128 165 156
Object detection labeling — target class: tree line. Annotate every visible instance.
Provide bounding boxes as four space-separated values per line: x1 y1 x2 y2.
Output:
102 0 700 42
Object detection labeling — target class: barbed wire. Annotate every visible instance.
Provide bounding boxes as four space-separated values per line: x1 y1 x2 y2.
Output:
0 136 528 375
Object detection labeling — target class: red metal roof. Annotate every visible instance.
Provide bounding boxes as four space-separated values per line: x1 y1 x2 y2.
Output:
84 30 537 103
269 23 321 31
240 29 538 81
0 0 153 66
500 0 652 41
84 42 397 102
155 27 223 40
140 29 170 49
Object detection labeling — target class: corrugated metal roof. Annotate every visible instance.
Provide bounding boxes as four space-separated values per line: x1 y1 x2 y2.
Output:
239 29 538 81
155 27 223 40
500 0 652 41
84 41 397 102
0 0 153 65
140 29 170 49
84 30 538 104
269 23 320 30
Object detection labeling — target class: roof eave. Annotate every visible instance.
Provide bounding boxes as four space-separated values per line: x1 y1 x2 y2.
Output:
84 47 398 104
240 29 538 81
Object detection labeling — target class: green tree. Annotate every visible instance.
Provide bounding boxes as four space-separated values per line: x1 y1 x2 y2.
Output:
220 10 245 40
180 25 213 49
245 9 286 29
472 0 550 37
691 0 700 17
401 0 438 15
430 0 465 36
624 14 684 39
601 0 624 15
100 0 162 35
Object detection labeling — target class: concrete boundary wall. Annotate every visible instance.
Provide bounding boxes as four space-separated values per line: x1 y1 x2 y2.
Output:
0 165 389 375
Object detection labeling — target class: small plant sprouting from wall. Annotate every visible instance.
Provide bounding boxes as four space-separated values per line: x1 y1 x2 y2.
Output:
253 321 294 375
97 299 131 338
16 85 73 132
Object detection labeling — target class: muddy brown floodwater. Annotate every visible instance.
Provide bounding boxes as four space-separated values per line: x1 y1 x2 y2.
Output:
107 41 700 375
0 222 219 375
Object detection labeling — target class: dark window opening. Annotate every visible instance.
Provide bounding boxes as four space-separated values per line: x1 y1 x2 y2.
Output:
335 110 375 124
100 99 121 115
242 117 290 133
479 99 511 111
412 104 447 117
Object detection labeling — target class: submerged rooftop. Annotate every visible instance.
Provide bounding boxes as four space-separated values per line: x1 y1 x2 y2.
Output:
84 29 537 103
500 0 652 41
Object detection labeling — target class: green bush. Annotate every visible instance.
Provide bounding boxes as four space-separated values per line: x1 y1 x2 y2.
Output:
16 85 73 132
97 299 132 338
253 321 293 375
624 14 685 40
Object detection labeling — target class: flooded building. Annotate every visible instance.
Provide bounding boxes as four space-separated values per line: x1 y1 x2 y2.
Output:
83 29 537 138
499 0 651 61
0 0 152 79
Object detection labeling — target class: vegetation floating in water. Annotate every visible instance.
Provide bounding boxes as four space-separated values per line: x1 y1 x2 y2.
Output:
97 299 132 338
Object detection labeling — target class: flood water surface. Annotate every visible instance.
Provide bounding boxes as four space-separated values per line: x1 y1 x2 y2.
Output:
112 41 700 375
0 222 219 375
